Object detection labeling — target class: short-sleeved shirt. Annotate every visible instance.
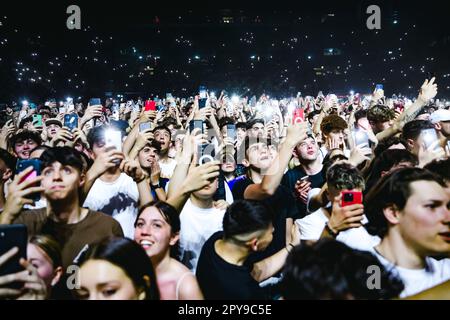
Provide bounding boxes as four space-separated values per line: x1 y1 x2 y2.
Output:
196 231 268 300
13 208 123 268
281 166 325 219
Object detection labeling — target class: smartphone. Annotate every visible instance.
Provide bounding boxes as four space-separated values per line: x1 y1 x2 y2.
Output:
144 100 156 111
111 103 120 121
293 108 305 124
139 122 152 132
16 159 41 202
67 104 75 113
420 128 440 151
300 175 309 182
199 86 207 99
198 98 207 109
375 84 383 91
89 98 101 106
0 224 28 289
353 129 370 148
104 129 122 152
32 114 43 127
64 114 78 131
341 191 363 207
189 120 204 134
198 143 215 165
226 124 236 140
59 107 66 114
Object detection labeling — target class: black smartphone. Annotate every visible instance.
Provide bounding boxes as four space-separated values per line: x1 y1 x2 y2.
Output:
64 114 78 131
226 124 236 141
213 171 226 201
16 159 41 202
89 98 101 106
189 120 204 134
198 98 207 109
0 224 28 289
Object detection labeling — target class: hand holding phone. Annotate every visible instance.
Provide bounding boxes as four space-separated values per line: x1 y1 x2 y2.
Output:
190 120 204 134
226 124 236 140
144 100 156 111
139 122 152 132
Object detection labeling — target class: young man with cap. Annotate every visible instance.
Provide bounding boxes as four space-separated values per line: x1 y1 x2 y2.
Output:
430 109 450 140
44 118 63 146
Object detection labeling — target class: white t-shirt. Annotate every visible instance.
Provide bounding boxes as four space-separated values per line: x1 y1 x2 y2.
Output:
159 158 177 179
370 249 450 298
179 199 225 272
295 208 380 251
83 173 139 239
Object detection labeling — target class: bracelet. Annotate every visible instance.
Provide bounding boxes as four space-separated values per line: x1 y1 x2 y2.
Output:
325 222 339 238
285 243 295 254
151 183 162 189
134 175 147 184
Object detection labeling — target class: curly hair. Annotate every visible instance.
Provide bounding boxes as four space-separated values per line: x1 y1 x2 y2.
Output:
367 105 396 123
320 114 347 136
326 162 365 191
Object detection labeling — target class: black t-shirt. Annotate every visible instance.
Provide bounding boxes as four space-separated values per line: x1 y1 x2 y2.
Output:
231 176 297 265
196 231 268 300
281 166 325 219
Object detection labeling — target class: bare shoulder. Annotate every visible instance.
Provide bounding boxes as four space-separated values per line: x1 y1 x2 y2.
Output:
169 258 204 300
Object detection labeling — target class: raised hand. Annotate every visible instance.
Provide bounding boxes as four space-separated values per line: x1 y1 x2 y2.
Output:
418 77 438 103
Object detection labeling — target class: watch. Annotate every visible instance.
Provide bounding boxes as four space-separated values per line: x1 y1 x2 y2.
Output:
325 222 339 238
151 182 162 189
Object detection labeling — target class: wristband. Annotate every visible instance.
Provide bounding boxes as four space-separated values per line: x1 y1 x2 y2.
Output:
325 222 339 238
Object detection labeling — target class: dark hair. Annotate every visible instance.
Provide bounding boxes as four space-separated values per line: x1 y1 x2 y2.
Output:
367 105 396 123
326 162 365 191
424 158 450 183
79 237 159 300
401 120 434 141
135 201 180 257
320 114 347 136
364 168 445 238
40 147 85 173
18 116 33 129
86 125 106 149
30 145 50 157
135 201 180 233
0 148 17 171
9 130 42 149
280 239 404 299
374 136 407 157
237 135 268 163
152 125 172 138
307 110 321 123
246 118 265 130
236 122 247 130
354 109 367 123
365 149 418 194
222 200 273 240
29 234 63 269
218 117 235 130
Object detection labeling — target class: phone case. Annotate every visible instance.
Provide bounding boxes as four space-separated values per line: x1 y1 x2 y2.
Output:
341 191 363 207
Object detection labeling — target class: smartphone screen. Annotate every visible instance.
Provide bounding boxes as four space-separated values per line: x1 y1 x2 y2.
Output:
0 225 28 289
198 98 207 109
375 84 383 90
199 86 207 99
16 159 41 201
32 114 43 127
226 124 236 140
353 129 370 148
139 122 152 132
89 98 101 106
105 129 122 152
190 120 204 134
64 114 78 131
420 129 439 150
